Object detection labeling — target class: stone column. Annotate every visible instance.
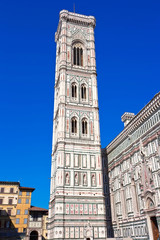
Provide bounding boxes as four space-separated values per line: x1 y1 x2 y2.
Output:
38 235 41 240
131 181 139 216
146 215 154 240
120 186 127 219
110 190 116 223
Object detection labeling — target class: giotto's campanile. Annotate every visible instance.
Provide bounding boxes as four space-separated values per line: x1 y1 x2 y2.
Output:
48 10 106 240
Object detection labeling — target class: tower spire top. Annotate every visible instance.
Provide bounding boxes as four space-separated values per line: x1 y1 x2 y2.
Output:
73 3 75 13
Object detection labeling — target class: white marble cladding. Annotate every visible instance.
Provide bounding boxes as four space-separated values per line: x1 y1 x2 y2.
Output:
29 221 42 228
51 226 106 239
52 202 106 216
107 92 160 161
113 220 148 239
107 92 160 239
48 10 106 240
50 150 103 198
108 110 160 162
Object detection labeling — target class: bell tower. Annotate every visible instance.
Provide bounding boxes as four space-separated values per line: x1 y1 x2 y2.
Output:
48 10 107 240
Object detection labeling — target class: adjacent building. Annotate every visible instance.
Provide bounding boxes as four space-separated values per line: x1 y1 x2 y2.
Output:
0 181 20 239
48 10 107 240
15 186 35 236
105 92 160 240
0 181 48 240
26 206 48 240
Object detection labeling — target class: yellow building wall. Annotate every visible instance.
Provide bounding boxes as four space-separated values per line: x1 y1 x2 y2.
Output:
14 189 33 233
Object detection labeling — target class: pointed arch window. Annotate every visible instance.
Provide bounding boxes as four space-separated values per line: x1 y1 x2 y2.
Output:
81 84 87 100
82 118 88 135
73 44 83 66
147 197 155 209
71 83 77 99
71 117 77 134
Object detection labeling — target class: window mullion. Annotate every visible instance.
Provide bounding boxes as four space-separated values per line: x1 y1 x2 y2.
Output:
75 85 77 98
79 48 81 66
75 120 77 133
84 87 86 99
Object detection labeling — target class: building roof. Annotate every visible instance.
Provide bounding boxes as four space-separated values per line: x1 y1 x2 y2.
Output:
19 186 35 192
29 206 48 212
0 181 20 186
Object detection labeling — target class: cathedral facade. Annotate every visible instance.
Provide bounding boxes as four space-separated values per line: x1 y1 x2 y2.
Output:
106 92 160 240
48 10 106 240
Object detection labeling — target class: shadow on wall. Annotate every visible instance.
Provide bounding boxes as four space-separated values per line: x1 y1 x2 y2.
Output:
101 149 114 238
0 210 22 240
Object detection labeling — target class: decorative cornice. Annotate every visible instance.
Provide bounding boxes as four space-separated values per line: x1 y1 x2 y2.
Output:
55 10 96 42
60 10 95 27
106 92 160 154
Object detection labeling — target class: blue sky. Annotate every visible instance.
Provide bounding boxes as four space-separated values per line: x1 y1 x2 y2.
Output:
0 0 159 209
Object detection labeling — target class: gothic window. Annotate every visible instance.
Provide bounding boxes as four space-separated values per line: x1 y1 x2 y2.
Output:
81 84 86 100
71 83 77 99
71 117 77 134
73 43 83 66
147 197 154 209
82 118 88 135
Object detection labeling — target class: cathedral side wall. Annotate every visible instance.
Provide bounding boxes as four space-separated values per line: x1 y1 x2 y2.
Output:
106 93 160 239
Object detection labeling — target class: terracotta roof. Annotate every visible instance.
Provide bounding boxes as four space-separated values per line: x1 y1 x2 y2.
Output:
29 206 48 212
19 186 35 192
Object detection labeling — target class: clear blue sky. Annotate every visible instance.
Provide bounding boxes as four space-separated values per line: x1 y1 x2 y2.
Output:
0 0 159 209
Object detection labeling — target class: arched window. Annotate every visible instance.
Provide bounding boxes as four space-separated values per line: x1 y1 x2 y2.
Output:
81 84 86 100
71 83 77 99
71 117 77 134
73 43 83 66
147 197 154 209
82 118 88 135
